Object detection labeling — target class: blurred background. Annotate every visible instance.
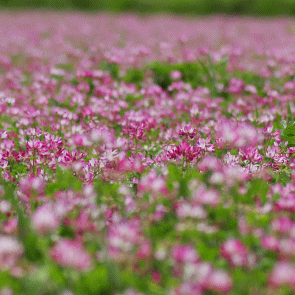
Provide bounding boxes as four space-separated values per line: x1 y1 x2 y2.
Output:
0 0 295 16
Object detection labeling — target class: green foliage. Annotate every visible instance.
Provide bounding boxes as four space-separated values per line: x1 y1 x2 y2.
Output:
280 119 295 146
45 167 82 196
0 271 21 293
72 261 125 295
246 178 270 205
2 0 295 16
149 213 177 243
123 68 144 86
8 161 28 180
233 70 266 95
174 62 204 89
166 164 200 197
147 56 229 95
146 61 174 90
93 176 123 206
99 61 120 80
55 63 75 72
58 224 76 239
208 205 238 231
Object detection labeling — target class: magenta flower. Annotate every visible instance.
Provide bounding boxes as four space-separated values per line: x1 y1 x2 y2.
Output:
220 239 250 268
26 139 48 155
18 176 45 200
171 245 199 264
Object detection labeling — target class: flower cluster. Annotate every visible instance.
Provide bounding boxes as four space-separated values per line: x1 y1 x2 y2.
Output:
0 12 295 294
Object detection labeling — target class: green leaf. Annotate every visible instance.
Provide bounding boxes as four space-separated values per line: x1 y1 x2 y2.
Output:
166 164 181 192
276 171 290 185
196 239 219 261
123 68 144 86
246 178 270 204
281 124 295 144
99 61 120 80
45 167 82 196
77 266 109 294
106 260 124 293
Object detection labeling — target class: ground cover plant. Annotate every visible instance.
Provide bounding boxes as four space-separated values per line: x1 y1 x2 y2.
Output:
2 12 295 294
2 0 295 16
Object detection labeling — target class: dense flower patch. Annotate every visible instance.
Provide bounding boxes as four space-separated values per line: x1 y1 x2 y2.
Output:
2 12 295 294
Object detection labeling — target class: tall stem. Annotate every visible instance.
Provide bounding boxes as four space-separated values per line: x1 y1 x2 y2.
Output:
33 149 37 177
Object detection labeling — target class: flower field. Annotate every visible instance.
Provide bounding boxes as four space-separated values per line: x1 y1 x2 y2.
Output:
2 12 295 294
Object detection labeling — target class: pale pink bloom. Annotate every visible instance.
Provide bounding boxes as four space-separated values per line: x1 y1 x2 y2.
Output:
170 70 182 80
268 262 295 290
271 216 293 235
50 239 92 271
0 200 11 214
32 204 60 234
206 270 233 293
198 156 223 172
175 201 207 219
18 176 45 198
0 236 23 270
220 239 249 267
136 241 152 259
238 216 251 236
171 245 199 264
244 84 257 94
193 184 220 207
138 170 168 196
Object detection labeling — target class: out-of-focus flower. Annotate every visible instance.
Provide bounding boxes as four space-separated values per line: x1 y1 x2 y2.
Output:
0 236 23 270
50 239 92 271
32 204 60 234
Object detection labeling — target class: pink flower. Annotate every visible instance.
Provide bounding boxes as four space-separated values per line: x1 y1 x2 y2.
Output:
174 283 203 295
2 218 18 235
215 120 261 148
179 125 196 139
261 235 280 252
171 245 199 264
206 270 233 293
18 176 45 200
268 262 295 290
198 156 223 172
0 236 23 270
32 204 60 234
220 239 249 267
175 200 207 219
167 141 202 162
26 139 48 155
278 238 295 257
136 241 152 259
138 170 168 197
151 270 161 284
170 70 182 80
228 78 244 94
50 239 92 271
193 184 220 207
271 216 293 235
72 133 91 147
244 84 257 94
